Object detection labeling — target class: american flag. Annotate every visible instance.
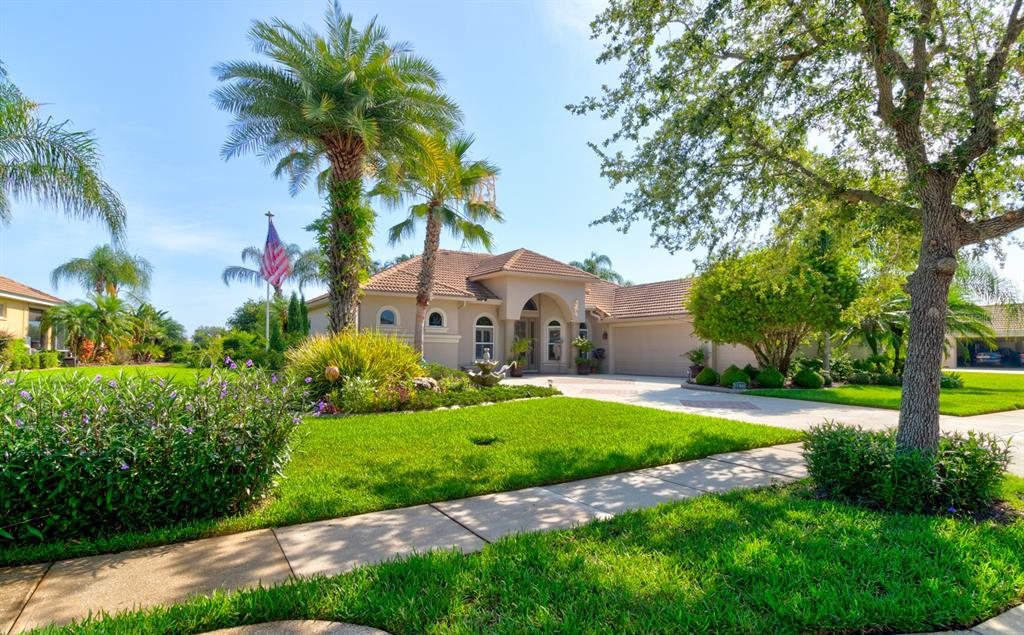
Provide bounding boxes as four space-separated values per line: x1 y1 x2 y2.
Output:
261 217 292 289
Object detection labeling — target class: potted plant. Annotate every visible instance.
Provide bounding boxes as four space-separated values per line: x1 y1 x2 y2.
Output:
509 336 532 377
684 347 707 380
572 336 595 375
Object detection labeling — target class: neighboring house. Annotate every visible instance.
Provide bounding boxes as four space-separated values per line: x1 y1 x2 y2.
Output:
949 304 1024 368
0 275 64 350
307 248 755 376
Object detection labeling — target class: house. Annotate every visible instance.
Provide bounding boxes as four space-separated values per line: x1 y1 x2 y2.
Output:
948 304 1024 368
0 275 64 350
307 248 756 376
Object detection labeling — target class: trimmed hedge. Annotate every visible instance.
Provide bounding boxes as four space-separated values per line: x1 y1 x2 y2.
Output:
694 367 719 386
337 383 561 414
754 367 785 389
793 367 825 389
719 365 750 387
805 422 1011 514
0 368 310 544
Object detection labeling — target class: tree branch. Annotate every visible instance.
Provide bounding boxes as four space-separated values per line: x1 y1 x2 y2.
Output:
960 206 1024 245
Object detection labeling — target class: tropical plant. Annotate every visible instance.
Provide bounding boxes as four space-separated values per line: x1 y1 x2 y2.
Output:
569 252 624 284
90 294 133 358
373 132 501 353
0 64 125 240
50 245 152 298
41 302 96 359
129 303 186 362
213 2 460 332
575 0 1024 451
510 336 532 364
221 244 324 293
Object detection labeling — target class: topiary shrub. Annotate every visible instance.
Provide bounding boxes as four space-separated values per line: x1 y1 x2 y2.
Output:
694 367 719 386
0 367 311 544
719 365 750 387
792 367 825 389
805 422 1010 515
286 330 423 400
742 363 759 381
940 372 964 389
754 366 785 389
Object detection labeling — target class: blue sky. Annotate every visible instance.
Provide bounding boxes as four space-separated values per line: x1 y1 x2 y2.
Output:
1 1 1020 333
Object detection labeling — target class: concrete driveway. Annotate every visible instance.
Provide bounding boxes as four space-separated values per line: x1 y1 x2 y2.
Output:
506 373 1024 475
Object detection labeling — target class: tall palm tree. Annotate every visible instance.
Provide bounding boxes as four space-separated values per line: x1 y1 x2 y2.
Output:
41 302 96 359
372 132 501 353
213 2 460 332
0 64 126 240
221 243 324 293
50 244 152 298
569 252 625 284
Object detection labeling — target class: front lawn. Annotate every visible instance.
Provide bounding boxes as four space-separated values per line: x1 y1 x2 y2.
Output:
0 397 801 566
747 371 1024 416
49 484 1024 635
7 364 203 382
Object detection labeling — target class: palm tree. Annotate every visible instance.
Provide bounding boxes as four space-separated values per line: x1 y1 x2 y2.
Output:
569 252 625 284
0 64 126 240
90 294 133 356
222 244 324 293
373 132 501 353
50 244 152 298
41 302 96 359
213 2 460 332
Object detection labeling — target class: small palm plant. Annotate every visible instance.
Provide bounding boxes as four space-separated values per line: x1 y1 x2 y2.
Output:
509 336 532 377
372 131 502 353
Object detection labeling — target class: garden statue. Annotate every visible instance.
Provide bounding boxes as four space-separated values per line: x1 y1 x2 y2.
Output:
467 350 511 387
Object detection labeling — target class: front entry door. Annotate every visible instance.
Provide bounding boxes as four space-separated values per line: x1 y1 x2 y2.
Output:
514 319 539 372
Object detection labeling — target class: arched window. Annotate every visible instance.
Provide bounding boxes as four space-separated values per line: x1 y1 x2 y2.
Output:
427 310 445 328
475 316 495 359
547 320 562 361
378 308 397 327
523 298 538 311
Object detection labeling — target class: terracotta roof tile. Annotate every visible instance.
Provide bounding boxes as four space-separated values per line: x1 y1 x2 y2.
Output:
983 304 1024 334
364 251 498 300
610 279 692 319
0 276 64 305
469 248 597 280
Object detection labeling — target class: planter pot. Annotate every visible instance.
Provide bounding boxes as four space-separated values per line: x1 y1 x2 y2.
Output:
577 365 592 375
689 364 705 379
510 363 524 378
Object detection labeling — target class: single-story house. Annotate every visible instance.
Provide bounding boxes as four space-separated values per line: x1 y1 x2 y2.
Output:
0 275 64 350
950 304 1024 368
307 248 755 376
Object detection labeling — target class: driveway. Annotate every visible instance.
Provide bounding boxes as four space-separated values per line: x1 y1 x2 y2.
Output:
505 373 1024 476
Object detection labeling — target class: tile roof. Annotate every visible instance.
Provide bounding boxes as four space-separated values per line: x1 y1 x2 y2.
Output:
364 251 499 300
983 304 1024 334
469 248 598 280
609 278 692 319
0 275 64 305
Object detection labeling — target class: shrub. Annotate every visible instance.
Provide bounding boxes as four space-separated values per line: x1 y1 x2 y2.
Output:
828 353 854 382
719 365 750 388
792 367 825 389
805 422 1010 514
422 362 464 381
334 382 560 414
741 363 759 381
694 367 719 386
754 366 785 389
847 371 874 385
941 372 964 389
286 330 423 400
0 367 310 544
876 373 902 386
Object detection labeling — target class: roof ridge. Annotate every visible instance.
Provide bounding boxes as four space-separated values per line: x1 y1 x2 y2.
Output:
616 277 693 290
501 248 527 271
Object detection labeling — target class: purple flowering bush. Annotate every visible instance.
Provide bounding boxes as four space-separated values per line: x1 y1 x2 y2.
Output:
0 365 311 544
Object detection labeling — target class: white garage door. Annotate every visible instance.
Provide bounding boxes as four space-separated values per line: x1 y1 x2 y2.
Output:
612 322 700 377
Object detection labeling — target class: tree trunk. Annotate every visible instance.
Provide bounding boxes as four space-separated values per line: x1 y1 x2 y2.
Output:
324 140 371 333
413 205 443 354
898 179 960 452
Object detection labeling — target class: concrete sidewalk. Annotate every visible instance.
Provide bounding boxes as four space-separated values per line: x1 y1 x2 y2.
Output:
1 444 806 633
506 374 1024 476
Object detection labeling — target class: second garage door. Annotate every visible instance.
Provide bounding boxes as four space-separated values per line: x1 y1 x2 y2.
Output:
612 321 701 377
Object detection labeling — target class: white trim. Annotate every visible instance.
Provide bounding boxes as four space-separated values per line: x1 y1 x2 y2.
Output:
376 305 400 328
545 319 563 362
0 291 63 307
426 307 447 329
473 313 497 360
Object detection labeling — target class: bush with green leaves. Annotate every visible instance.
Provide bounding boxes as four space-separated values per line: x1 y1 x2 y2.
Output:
741 363 759 381
828 353 854 381
719 365 750 387
876 373 902 386
940 372 964 389
805 422 1010 515
792 367 825 389
333 381 560 414
0 367 310 544
753 367 785 389
694 367 718 386
421 362 465 381
847 371 874 385
286 330 423 400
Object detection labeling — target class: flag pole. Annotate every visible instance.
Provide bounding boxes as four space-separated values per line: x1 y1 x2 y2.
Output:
265 211 273 351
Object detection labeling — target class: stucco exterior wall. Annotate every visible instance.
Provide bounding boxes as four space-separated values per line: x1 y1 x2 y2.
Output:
0 298 32 340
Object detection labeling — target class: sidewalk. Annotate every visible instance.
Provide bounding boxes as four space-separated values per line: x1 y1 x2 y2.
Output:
1 443 807 633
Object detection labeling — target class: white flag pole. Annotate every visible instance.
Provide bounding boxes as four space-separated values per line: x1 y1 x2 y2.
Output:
265 211 273 351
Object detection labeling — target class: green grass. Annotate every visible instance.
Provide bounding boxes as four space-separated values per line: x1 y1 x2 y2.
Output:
7 363 204 382
747 371 1024 416
43 484 1024 635
0 397 801 566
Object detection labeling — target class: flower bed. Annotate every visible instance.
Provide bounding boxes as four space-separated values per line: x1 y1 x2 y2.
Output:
0 365 309 544
335 379 560 414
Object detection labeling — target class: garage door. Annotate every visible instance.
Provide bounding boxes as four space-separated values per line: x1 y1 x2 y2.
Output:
612 322 701 377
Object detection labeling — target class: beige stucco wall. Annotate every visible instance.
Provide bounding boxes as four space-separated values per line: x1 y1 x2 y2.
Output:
0 298 32 340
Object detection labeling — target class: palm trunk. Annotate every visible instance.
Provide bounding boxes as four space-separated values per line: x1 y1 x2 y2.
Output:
324 140 372 333
414 205 443 354
897 182 960 452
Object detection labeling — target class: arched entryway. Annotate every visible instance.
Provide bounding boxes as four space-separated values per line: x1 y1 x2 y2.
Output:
507 293 576 373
